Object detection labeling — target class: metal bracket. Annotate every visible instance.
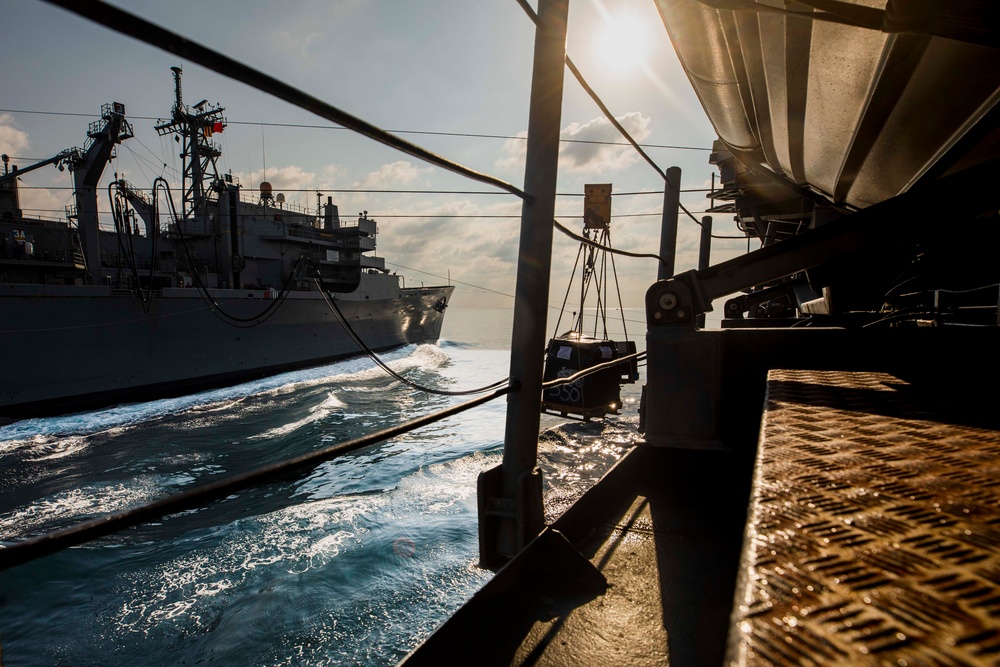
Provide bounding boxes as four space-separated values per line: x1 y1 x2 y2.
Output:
477 465 545 571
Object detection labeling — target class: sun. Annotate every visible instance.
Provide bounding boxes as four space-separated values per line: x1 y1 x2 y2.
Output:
592 10 654 74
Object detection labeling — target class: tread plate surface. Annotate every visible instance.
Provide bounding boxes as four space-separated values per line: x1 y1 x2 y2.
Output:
731 369 1000 666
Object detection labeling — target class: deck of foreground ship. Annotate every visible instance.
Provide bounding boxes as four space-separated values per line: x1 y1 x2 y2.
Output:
403 366 1000 666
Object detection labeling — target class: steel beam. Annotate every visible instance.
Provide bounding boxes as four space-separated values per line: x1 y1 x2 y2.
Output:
696 215 712 327
479 0 569 569
657 166 682 280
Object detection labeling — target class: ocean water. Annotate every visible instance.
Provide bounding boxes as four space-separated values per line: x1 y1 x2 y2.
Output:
0 307 645 666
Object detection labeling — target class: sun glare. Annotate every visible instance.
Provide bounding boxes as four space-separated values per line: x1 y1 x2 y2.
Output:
593 11 653 73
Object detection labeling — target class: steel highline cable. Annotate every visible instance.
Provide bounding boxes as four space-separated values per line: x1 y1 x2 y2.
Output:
14 0 717 240
552 218 669 265
0 109 714 153
14 185 714 196
8 2 715 230
513 0 709 231
42 0 532 205
16 207 738 226
540 350 645 390
376 260 649 328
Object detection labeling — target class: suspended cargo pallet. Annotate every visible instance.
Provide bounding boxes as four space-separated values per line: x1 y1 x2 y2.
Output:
541 182 642 422
541 334 637 421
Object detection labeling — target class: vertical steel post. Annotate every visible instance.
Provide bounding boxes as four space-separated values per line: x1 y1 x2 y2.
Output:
696 215 713 328
478 0 569 569
657 166 682 280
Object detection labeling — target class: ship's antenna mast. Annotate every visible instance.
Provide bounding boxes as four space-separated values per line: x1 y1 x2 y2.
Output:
155 66 226 222
171 65 183 116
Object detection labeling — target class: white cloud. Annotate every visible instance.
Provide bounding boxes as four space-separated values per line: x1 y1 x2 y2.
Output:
0 114 31 156
559 112 651 171
0 114 68 221
232 165 317 211
370 198 522 307
495 112 653 173
320 164 348 186
495 130 528 171
355 161 432 189
17 187 67 222
244 165 317 191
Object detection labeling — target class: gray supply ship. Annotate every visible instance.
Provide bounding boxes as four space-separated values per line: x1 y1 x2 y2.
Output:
0 68 453 422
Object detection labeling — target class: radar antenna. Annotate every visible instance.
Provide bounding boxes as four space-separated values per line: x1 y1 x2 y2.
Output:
154 66 226 221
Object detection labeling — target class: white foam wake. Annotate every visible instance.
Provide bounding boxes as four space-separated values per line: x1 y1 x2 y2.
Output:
0 345 449 446
249 392 347 440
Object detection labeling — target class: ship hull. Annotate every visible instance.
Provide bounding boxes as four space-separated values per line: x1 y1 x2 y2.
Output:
1 275 454 421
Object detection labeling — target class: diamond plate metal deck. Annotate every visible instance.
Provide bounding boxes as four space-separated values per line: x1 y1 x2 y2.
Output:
729 369 1000 666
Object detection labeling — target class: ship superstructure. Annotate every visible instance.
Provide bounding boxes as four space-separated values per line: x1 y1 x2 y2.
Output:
0 68 452 421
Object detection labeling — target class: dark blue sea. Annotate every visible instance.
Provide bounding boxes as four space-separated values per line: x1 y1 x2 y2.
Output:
0 308 645 666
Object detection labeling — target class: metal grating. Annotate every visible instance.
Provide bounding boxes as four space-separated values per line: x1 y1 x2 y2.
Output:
730 369 1000 666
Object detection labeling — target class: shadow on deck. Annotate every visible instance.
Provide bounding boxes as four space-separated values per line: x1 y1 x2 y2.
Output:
402 364 1000 666
401 444 756 667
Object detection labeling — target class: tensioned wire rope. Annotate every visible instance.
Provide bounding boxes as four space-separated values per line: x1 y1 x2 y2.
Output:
13 185 714 195
32 0 718 358
34 0 673 347
5 4 729 324
312 272 510 397
0 108 713 154
378 259 649 334
6 0 655 566
40 0 531 204
512 0 749 258
32 0 535 346
12 206 727 219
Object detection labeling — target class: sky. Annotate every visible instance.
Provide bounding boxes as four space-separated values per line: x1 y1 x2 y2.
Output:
2 0 747 320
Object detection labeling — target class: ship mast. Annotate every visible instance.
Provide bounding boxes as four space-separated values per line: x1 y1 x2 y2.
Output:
154 67 226 221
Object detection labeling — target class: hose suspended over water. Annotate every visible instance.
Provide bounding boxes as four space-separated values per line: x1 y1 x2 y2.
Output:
107 180 160 312
155 177 303 328
312 273 510 397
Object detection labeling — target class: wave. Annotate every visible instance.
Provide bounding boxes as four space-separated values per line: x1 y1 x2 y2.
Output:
0 479 160 541
263 344 452 396
249 392 346 440
0 344 450 446
437 339 476 350
110 446 502 643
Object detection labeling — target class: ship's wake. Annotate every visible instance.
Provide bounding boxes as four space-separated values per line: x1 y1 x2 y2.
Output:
249 392 347 440
0 321 641 667
109 447 501 663
0 478 161 542
0 344 450 448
